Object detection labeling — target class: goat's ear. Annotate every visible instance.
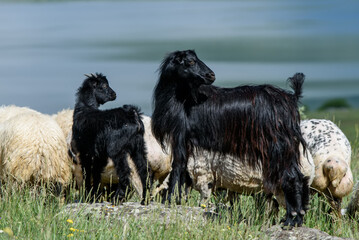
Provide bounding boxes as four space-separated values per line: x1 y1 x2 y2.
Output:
173 55 184 65
92 80 98 88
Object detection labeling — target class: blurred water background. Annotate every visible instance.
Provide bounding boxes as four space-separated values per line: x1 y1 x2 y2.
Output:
0 0 358 115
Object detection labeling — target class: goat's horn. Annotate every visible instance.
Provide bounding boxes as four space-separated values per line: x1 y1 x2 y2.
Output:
84 73 92 78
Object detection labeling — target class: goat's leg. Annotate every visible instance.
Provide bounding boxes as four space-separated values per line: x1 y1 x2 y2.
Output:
165 148 188 204
106 127 136 203
179 164 192 203
81 160 94 202
281 166 308 228
228 191 243 221
128 134 153 205
163 134 188 204
91 156 106 201
252 192 279 224
110 151 131 204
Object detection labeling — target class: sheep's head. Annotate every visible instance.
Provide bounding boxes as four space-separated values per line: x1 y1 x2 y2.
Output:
159 50 215 87
323 158 349 188
78 73 117 107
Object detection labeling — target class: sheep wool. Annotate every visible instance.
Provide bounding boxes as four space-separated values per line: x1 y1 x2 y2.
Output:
0 106 72 186
52 108 73 141
0 105 37 123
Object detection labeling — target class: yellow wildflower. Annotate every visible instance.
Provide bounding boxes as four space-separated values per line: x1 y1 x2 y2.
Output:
3 227 14 237
66 219 74 224
67 233 74 237
200 204 206 208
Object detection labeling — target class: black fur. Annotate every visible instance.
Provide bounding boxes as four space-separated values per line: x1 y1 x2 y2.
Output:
71 73 151 203
151 50 309 227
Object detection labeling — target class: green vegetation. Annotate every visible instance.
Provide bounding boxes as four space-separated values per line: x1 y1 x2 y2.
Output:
318 98 351 112
0 109 358 239
87 36 359 63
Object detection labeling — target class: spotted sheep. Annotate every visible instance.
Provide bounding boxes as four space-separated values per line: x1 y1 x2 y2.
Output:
301 119 353 214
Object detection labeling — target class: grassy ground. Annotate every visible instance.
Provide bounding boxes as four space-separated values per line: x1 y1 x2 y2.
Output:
0 110 358 239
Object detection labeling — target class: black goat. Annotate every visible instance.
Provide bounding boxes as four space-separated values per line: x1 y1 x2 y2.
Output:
152 50 309 227
71 73 151 203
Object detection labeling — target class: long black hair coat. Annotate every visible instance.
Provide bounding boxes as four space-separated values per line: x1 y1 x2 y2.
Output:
71 73 151 203
152 50 309 227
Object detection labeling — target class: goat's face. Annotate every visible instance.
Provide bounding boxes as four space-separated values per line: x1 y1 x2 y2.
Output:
85 73 117 105
164 50 215 87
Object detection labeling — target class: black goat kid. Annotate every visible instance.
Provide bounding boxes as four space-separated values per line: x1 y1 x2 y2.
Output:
71 73 151 204
152 50 309 227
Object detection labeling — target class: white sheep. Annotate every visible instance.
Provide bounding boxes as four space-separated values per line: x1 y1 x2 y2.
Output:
301 119 353 214
53 109 172 196
0 106 72 189
0 105 38 123
52 108 73 142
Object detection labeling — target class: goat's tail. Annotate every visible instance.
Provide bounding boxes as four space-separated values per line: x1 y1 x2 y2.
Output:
288 73 305 102
123 104 145 133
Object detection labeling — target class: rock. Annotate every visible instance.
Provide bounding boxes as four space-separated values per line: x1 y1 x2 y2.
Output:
60 202 351 239
60 201 218 225
264 225 351 240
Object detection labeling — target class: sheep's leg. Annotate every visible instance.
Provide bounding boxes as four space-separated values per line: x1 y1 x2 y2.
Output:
346 181 359 218
322 189 342 217
329 197 342 217
128 134 153 205
281 166 308 228
53 182 63 197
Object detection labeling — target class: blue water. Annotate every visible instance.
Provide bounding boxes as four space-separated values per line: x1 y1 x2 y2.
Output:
0 1 358 115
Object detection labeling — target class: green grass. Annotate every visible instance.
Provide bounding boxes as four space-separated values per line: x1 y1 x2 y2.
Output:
2 184 359 240
0 109 358 239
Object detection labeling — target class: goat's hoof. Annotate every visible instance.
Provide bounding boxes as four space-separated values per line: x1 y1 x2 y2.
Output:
281 215 303 229
140 199 151 205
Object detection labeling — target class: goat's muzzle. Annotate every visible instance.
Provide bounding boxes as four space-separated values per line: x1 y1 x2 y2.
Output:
110 92 117 100
205 71 216 83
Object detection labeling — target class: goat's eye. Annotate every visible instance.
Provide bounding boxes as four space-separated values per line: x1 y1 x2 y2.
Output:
102 84 107 89
188 60 195 66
